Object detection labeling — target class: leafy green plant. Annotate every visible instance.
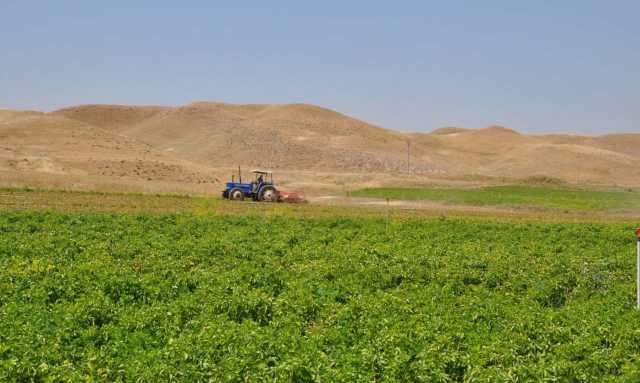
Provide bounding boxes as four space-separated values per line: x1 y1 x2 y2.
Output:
351 185 640 211
0 212 639 381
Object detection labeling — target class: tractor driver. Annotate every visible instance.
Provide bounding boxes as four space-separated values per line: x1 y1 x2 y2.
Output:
253 174 264 193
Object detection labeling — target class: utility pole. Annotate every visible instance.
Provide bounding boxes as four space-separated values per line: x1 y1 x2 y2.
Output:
270 135 275 170
385 198 390 234
636 228 640 309
406 140 411 174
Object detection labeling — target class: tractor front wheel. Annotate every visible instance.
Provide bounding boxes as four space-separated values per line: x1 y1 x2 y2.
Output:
229 188 244 201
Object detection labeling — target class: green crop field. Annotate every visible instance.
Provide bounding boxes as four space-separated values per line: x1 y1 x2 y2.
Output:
351 185 640 212
2 209 640 381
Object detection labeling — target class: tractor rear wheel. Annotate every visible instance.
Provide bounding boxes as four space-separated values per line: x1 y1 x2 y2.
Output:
229 188 244 201
260 187 278 202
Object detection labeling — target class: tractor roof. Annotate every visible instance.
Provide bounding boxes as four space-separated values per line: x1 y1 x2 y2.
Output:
251 169 271 174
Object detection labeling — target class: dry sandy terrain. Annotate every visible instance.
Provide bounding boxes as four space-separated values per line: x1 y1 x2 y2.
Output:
1 102 639 195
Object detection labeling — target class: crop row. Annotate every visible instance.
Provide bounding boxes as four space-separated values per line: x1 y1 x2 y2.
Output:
1 212 639 381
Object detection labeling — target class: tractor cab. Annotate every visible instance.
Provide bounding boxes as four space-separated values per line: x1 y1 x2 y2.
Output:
222 167 279 202
251 170 273 191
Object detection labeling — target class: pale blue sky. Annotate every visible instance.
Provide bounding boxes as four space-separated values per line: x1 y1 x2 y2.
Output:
1 1 638 134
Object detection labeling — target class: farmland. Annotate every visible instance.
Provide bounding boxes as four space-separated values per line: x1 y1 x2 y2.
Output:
351 185 640 212
1 191 640 381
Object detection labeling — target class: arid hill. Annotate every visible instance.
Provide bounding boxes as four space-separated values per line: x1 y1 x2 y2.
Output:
0 109 220 193
53 102 414 173
1 102 639 193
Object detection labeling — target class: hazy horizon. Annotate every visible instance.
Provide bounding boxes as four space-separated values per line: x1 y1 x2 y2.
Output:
2 1 638 135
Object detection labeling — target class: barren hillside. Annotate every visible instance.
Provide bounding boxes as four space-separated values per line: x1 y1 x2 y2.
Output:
0 102 638 193
54 102 417 173
0 109 221 193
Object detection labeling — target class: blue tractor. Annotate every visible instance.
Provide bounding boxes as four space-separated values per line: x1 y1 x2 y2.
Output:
222 167 279 202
